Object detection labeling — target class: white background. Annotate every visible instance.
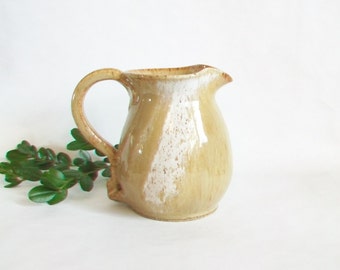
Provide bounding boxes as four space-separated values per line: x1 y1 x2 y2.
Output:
0 0 339 269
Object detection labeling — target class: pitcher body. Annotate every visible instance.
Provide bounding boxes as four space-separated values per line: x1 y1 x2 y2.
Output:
72 65 233 221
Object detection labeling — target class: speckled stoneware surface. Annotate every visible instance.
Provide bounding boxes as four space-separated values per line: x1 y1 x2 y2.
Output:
72 65 232 221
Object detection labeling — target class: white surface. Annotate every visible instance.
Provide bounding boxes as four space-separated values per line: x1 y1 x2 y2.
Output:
0 0 339 269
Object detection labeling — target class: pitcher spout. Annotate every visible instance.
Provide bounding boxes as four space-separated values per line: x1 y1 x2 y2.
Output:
199 65 232 91
221 70 233 84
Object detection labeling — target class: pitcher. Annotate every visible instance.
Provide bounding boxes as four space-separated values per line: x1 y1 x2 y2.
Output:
71 64 233 221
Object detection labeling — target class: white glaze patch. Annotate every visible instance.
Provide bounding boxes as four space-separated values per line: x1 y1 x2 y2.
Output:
143 75 213 205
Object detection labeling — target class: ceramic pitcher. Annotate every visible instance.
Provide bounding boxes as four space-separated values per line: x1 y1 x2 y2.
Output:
71 65 233 221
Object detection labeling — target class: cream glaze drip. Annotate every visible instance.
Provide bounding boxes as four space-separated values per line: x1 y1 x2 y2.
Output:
143 75 213 205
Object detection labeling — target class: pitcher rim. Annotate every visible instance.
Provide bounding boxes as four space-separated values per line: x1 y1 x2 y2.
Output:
124 64 226 79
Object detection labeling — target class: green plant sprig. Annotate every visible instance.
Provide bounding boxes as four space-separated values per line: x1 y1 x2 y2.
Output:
0 128 112 205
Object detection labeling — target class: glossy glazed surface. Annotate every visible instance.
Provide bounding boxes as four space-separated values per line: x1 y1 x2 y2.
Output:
72 65 233 221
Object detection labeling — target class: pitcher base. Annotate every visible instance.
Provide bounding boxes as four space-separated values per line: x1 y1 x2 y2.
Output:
130 207 218 222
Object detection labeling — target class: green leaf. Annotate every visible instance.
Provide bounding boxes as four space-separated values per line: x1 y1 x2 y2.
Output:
54 152 71 170
93 160 108 169
70 128 89 143
14 166 42 181
79 175 93 191
62 169 82 188
66 141 94 151
70 128 83 140
37 147 48 159
46 148 56 160
47 189 68 205
40 169 67 190
28 186 58 203
4 174 22 187
73 157 85 166
0 162 12 174
38 147 56 161
36 160 55 170
6 150 29 162
78 161 96 174
94 149 106 157
102 168 111 177
79 150 91 162
88 171 98 180
5 174 19 182
67 128 95 151
63 169 82 179
17 141 36 156
57 152 71 165
4 182 21 188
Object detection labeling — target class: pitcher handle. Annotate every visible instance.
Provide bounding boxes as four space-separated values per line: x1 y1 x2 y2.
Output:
71 68 124 201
